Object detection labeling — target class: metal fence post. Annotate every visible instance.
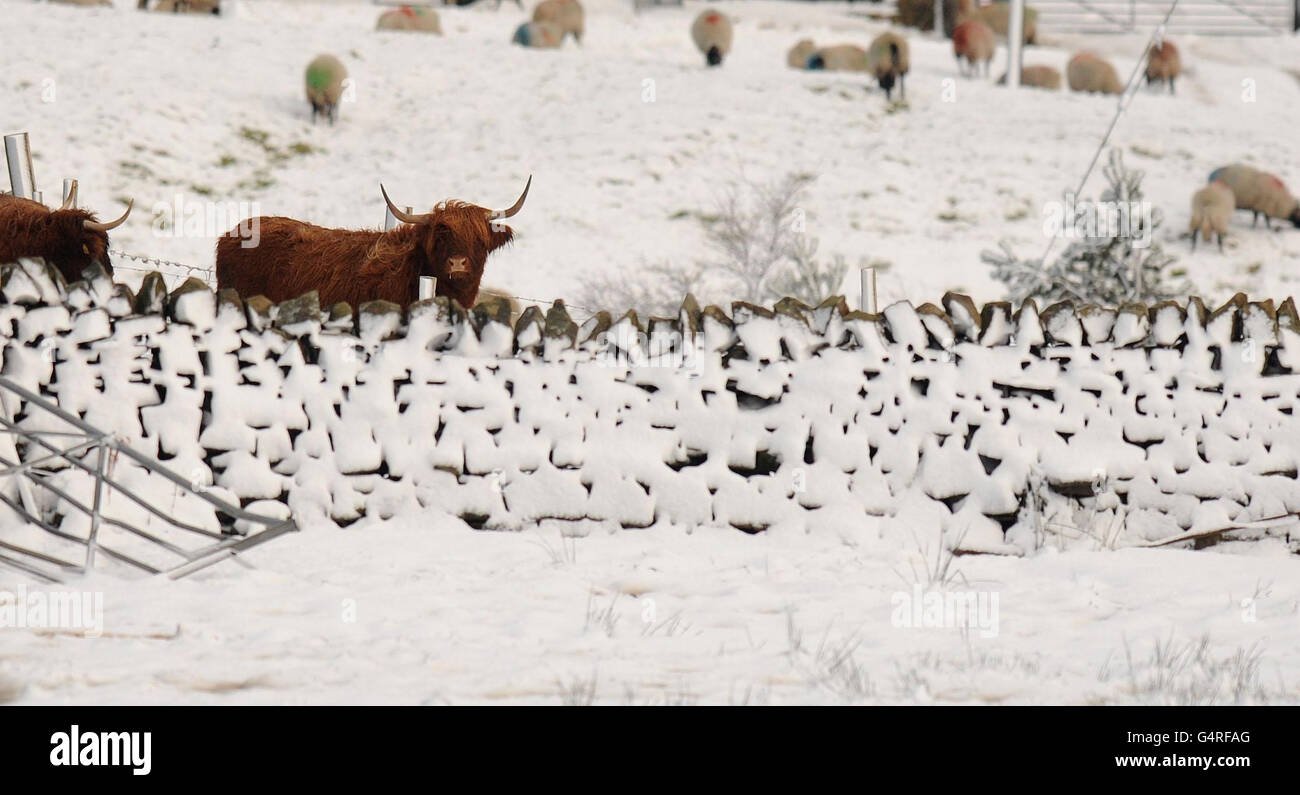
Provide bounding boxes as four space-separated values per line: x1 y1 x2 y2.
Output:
4 132 36 199
1008 0 1025 88
85 443 107 570
860 267 878 314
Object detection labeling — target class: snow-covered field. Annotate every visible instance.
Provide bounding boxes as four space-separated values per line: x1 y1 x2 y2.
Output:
6 0 1300 307
2 0 1300 704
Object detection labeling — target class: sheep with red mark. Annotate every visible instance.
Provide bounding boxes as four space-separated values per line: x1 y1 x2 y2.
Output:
691 9 733 67
377 6 442 34
1209 164 1300 229
952 19 995 77
1146 40 1181 94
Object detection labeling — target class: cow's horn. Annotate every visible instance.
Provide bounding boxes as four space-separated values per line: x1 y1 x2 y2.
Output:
486 175 531 221
84 200 133 232
381 184 424 225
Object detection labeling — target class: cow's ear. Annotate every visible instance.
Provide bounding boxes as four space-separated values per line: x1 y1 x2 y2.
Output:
488 223 514 251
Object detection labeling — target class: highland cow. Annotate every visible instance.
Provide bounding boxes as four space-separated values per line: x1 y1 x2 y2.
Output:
214 178 531 310
0 191 132 283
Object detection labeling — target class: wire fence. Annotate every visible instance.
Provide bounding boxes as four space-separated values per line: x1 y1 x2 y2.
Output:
106 247 602 320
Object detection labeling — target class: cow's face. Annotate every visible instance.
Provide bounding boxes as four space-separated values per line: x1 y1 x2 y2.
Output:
48 210 116 281
415 204 513 308
381 178 529 308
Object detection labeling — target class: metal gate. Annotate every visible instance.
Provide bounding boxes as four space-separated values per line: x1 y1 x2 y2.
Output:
1032 0 1296 35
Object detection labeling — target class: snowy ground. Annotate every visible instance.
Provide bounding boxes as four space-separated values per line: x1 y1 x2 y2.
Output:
3 517 1299 705
3 0 1300 704
5 0 1300 309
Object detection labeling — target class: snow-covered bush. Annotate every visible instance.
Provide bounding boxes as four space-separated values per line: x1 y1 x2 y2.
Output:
577 172 850 315
984 150 1190 307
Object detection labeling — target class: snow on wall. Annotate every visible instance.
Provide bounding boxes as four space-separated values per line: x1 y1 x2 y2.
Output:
2 257 1298 555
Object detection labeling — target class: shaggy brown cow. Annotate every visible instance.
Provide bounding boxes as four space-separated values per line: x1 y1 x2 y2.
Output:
0 190 133 283
215 178 531 309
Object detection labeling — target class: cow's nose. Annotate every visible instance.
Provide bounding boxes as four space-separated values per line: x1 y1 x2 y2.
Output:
448 256 469 275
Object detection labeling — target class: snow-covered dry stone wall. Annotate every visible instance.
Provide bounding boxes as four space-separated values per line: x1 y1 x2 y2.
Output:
2 257 1298 555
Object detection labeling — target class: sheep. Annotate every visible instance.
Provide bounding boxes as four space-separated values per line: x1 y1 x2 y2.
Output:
969 3 1038 45
512 21 565 49
867 31 909 101
1146 40 1181 94
305 54 348 126
897 0 974 38
1209 164 1300 229
376 6 442 34
691 9 733 67
532 0 584 44
952 19 995 78
1189 181 1233 252
787 39 818 69
1067 52 1123 95
151 0 220 13
997 64 1061 90
806 45 869 72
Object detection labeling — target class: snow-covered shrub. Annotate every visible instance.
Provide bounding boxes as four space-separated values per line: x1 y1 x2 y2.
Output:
575 259 704 319
576 172 850 315
984 150 1190 307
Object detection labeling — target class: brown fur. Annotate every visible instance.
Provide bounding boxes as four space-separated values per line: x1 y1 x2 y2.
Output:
215 201 516 309
1068 52 1123 95
1146 40 1180 93
997 64 1061 90
0 195 116 283
533 0 584 43
952 19 995 77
